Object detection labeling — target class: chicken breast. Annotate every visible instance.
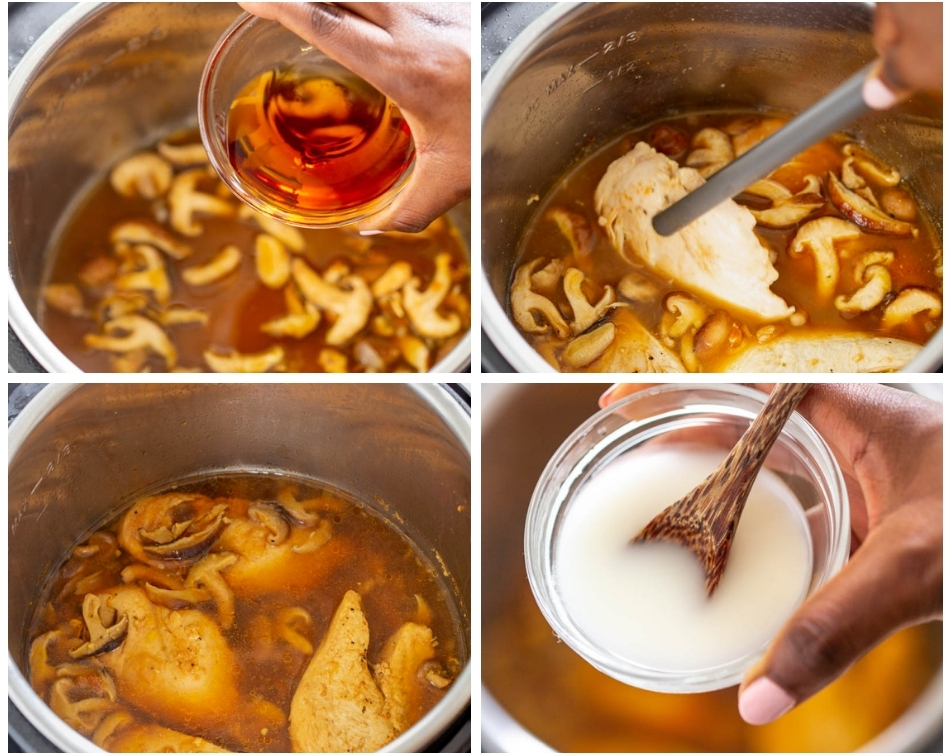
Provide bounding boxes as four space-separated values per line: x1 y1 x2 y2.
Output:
595 142 794 322
96 586 242 732
289 590 397 752
375 623 436 732
591 309 686 373
720 332 921 372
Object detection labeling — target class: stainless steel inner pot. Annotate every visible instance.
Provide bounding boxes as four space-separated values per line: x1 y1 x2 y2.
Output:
7 1 471 373
8 383 471 753
481 2 943 372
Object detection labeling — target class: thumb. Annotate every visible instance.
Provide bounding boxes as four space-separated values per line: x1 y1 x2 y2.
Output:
863 55 912 110
737 510 941 725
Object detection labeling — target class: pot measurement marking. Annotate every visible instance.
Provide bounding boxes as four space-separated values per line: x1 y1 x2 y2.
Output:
11 443 74 535
524 32 640 122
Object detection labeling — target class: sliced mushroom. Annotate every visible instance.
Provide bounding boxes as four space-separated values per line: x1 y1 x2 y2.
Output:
879 186 918 222
617 271 660 302
842 143 901 187
182 244 242 286
143 582 212 609
826 172 916 236
547 206 594 257
726 117 785 157
186 552 238 629
96 292 149 322
529 258 565 291
510 259 571 339
248 502 289 546
69 593 129 658
694 310 738 359
140 503 228 559
319 347 350 373
49 669 118 735
835 264 893 316
44 283 86 317
169 168 236 237
562 267 617 335
84 314 177 369
743 175 824 228
261 307 321 339
110 219 191 260
154 305 209 327
120 564 185 590
157 140 210 167
276 607 314 656
275 490 323 527
789 216 862 298
291 520 333 554
403 253 462 339
78 255 120 288
255 234 291 289
561 322 615 368
238 205 306 252
371 261 413 297
660 293 708 342
292 258 373 344
882 288 943 328
110 152 173 199
398 335 430 372
204 345 285 373
685 128 734 178
115 244 171 305
29 630 61 690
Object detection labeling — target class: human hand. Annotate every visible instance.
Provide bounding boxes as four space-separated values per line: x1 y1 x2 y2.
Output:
863 2 943 109
600 383 943 724
238 2 470 233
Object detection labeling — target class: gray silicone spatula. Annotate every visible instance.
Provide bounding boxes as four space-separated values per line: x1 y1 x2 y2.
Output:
652 61 876 236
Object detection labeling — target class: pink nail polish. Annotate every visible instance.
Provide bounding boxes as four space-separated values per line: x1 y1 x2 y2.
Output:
359 229 383 236
863 78 899 110
738 677 796 725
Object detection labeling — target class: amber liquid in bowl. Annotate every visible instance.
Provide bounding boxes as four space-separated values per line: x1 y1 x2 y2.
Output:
227 67 414 217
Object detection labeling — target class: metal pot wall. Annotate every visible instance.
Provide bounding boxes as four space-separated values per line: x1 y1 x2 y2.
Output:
481 383 943 751
481 2 943 373
7 1 471 373
8 383 471 752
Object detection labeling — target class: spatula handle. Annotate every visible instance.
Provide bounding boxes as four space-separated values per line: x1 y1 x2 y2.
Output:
653 62 875 236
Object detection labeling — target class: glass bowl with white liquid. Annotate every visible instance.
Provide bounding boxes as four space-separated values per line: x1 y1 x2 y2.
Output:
525 384 850 694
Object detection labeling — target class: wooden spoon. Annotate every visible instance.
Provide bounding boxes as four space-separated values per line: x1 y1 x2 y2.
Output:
632 383 812 596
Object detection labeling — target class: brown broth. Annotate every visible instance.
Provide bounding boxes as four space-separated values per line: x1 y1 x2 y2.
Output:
513 112 943 372
28 472 465 753
39 133 468 373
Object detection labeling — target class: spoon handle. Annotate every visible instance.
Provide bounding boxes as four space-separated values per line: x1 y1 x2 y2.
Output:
653 61 874 236
703 383 813 521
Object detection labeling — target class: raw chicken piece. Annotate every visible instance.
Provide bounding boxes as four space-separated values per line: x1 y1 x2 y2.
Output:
97 586 242 732
595 142 794 321
720 332 921 372
289 590 397 752
376 623 437 732
590 309 686 373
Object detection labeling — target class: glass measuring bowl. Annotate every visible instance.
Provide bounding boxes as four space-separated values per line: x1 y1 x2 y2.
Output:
525 384 850 693
199 13 415 228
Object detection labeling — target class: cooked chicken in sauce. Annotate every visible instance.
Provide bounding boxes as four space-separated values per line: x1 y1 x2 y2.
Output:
512 114 942 372
27 474 464 752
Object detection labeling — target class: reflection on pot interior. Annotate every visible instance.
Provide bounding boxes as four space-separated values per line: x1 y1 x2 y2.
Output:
511 113 942 372
27 472 463 752
39 131 469 373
